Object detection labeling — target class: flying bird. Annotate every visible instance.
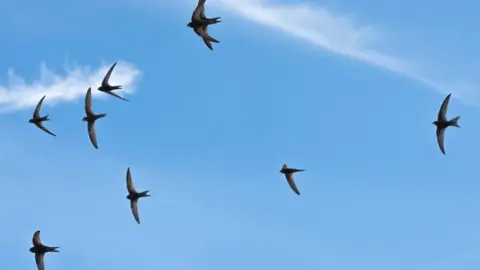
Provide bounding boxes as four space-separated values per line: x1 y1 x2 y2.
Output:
28 95 56 137
98 62 128 101
279 164 305 195
187 0 221 50
82 87 106 149
126 167 150 224
433 93 460 155
29 230 59 270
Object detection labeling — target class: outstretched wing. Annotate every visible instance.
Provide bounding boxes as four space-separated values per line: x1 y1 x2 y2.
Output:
35 122 56 137
33 95 46 119
438 93 451 122
106 91 129 102
35 253 45 270
126 167 137 193
102 62 117 86
130 199 141 224
85 87 93 115
285 173 301 195
87 121 98 149
194 26 219 51
436 127 446 155
192 0 206 21
32 230 42 246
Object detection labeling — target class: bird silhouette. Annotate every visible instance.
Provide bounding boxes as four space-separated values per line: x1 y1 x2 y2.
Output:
433 93 460 155
187 0 221 50
279 164 305 195
98 62 128 101
28 95 56 137
29 230 59 270
82 87 106 149
126 167 150 224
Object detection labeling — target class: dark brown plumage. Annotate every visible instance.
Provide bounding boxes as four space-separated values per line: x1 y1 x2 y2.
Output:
279 164 304 195
98 62 128 101
432 93 460 155
82 87 106 149
187 0 221 51
29 230 59 270
28 95 56 137
126 167 150 224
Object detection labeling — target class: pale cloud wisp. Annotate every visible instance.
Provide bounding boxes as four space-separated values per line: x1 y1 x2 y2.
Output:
207 0 480 105
0 61 141 112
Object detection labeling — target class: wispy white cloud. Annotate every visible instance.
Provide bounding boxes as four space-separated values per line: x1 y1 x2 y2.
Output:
206 0 479 105
0 61 141 112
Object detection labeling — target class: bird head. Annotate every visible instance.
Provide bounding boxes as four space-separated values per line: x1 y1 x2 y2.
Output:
28 119 34 123
432 120 438 126
82 117 88 122
29 247 35 253
187 22 193 28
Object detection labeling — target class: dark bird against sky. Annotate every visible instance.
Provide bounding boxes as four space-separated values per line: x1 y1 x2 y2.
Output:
28 95 56 137
29 230 59 270
433 93 460 155
98 62 129 101
187 0 221 51
126 167 151 224
280 164 305 195
82 87 107 149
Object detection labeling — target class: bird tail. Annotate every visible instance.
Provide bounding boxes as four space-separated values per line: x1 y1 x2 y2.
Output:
48 246 60 252
41 115 50 121
111 85 122 90
94 113 107 120
139 190 150 197
448 116 460 128
210 17 221 24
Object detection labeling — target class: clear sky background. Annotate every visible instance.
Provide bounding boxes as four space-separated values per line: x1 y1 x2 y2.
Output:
1 0 479 269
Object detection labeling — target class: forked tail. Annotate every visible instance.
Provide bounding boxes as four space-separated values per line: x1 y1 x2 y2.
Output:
210 17 221 24
94 113 107 120
448 116 460 128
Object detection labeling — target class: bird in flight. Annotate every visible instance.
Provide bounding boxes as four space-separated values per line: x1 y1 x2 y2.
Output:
28 95 56 137
126 167 151 224
98 62 128 101
82 87 107 149
279 164 305 195
187 0 221 51
29 230 59 270
433 93 460 155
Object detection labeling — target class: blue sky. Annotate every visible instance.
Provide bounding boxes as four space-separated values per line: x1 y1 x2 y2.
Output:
0 0 479 269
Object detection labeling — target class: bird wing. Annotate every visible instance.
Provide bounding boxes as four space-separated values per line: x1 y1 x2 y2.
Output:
130 199 141 224
194 26 218 50
33 95 46 119
32 230 42 246
285 173 301 195
35 122 56 137
35 253 45 270
192 0 206 21
126 167 137 193
87 121 99 149
436 127 446 155
102 62 117 86
438 93 451 121
106 91 129 102
85 87 93 115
